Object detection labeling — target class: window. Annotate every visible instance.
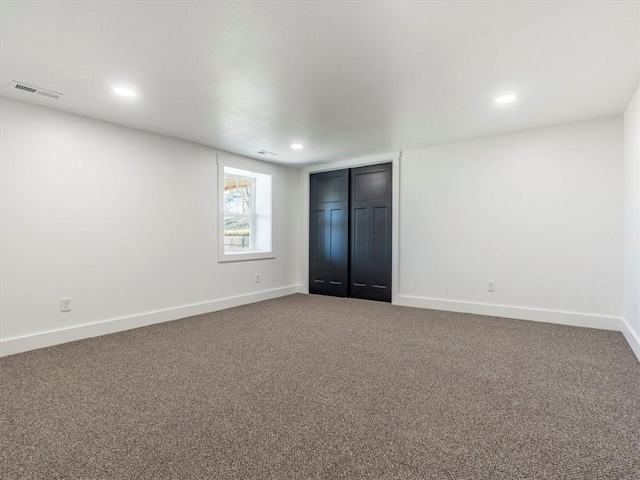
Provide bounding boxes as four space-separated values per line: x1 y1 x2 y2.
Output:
219 162 273 262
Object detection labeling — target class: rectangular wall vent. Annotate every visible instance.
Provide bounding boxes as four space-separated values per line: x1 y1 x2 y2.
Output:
12 81 63 99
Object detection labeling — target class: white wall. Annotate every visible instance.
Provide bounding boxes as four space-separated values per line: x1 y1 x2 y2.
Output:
1 98 632 357
0 98 301 355
399 116 625 329
623 84 640 359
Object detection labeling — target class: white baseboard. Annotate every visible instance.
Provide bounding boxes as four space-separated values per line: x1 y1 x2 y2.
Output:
620 318 640 362
397 295 622 331
4 288 637 364
0 285 304 357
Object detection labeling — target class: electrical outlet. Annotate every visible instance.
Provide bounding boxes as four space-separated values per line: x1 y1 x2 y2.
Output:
255 274 261 283
60 297 71 312
488 281 496 292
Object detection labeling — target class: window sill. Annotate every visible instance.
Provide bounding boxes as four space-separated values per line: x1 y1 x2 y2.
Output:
218 251 275 263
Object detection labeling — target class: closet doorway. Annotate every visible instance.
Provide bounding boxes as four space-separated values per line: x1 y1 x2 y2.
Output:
309 163 392 302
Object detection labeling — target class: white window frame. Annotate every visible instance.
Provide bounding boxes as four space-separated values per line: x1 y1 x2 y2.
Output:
218 155 274 262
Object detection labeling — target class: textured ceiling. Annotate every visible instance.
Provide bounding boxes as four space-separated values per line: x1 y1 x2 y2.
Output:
1 1 638 165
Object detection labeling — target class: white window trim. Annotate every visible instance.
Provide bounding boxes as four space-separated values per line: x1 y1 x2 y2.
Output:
218 155 275 263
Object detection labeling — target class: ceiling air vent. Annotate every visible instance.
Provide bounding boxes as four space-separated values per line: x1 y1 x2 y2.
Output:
12 81 63 99
258 150 278 156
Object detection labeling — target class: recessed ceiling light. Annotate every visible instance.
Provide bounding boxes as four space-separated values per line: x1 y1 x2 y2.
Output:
113 87 137 97
495 94 517 105
290 143 304 150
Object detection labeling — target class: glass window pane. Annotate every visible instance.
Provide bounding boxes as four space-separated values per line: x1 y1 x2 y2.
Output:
224 175 253 215
224 216 250 252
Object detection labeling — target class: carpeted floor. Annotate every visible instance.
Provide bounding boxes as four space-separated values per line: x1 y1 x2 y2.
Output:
1 294 639 479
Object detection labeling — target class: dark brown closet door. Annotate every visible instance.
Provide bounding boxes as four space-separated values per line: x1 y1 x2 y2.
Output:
309 169 349 297
349 163 392 302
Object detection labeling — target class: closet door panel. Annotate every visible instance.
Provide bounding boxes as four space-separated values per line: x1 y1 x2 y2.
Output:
349 164 392 302
352 207 368 287
309 170 349 297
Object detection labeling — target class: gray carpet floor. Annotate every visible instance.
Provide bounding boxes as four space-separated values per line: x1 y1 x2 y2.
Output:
1 294 639 479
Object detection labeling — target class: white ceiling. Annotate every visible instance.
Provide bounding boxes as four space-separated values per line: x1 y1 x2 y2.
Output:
1 1 638 165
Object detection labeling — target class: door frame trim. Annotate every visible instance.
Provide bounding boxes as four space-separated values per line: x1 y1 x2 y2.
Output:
301 152 401 304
